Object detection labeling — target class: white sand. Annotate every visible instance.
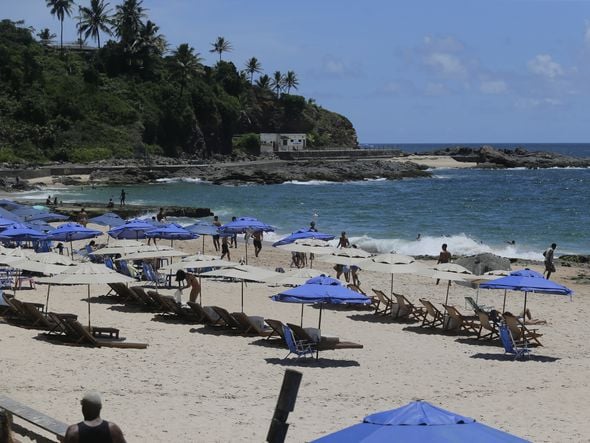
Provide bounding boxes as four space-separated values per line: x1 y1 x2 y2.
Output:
1 229 589 442
395 155 478 169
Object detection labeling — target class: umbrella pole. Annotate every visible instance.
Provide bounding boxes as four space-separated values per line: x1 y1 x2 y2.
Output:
300 304 304 327
444 280 451 305
45 284 51 313
241 280 244 313
317 304 323 360
502 289 507 313
390 274 394 296
523 291 528 319
202 236 205 254
245 240 248 265
70 240 74 259
87 284 91 330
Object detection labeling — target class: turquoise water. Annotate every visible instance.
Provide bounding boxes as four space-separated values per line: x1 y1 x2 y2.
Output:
21 167 590 259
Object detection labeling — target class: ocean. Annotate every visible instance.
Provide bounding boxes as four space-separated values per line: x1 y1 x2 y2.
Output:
18 148 590 261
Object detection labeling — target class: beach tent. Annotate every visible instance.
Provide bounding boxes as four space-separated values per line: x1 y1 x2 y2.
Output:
38 263 136 328
272 275 370 328
108 219 155 240
46 223 102 258
218 217 275 264
272 229 335 247
479 268 573 315
312 400 528 442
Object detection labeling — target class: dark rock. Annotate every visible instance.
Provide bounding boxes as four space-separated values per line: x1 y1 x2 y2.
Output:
454 253 512 275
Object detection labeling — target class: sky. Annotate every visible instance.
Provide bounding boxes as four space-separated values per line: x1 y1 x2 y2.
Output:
4 0 590 143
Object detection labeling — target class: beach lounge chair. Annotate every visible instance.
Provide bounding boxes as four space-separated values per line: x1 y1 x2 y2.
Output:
42 316 147 349
264 319 288 341
499 324 530 359
142 262 167 287
148 292 200 321
4 298 47 328
347 284 366 295
391 293 426 321
106 282 136 303
283 325 315 359
503 312 543 346
286 323 363 351
129 286 161 309
231 312 273 336
186 302 224 326
211 306 244 331
442 304 481 335
371 289 394 315
476 311 500 340
419 299 445 328
465 296 492 313
104 257 115 270
46 312 119 339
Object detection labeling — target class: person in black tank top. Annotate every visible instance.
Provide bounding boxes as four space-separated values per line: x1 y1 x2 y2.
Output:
64 392 126 443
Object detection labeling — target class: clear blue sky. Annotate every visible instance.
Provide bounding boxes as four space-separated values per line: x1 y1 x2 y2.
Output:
4 0 590 143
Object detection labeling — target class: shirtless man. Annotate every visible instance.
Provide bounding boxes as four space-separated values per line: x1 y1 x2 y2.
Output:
252 230 263 257
337 232 350 249
176 270 201 303
64 392 126 443
221 236 231 261
436 243 451 285
212 216 221 252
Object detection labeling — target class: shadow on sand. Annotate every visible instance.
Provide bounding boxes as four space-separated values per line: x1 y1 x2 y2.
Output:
265 357 360 368
347 313 416 325
470 352 560 363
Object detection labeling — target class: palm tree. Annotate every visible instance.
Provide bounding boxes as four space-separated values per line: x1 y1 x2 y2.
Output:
46 0 75 51
131 20 166 57
114 0 146 49
255 74 272 92
284 70 299 94
271 70 284 98
78 0 113 48
37 28 57 46
171 43 204 96
209 36 232 62
244 57 262 84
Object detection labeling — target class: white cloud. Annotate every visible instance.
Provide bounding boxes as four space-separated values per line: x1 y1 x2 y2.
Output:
527 54 564 80
480 80 507 94
515 97 563 109
424 52 466 76
317 55 362 78
585 20 590 46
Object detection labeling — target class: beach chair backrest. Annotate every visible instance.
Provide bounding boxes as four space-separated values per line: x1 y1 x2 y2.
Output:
283 325 298 352
119 260 131 276
265 319 286 340
499 324 517 354
443 305 461 322
465 296 483 313
477 311 492 331
105 257 114 270
420 299 438 318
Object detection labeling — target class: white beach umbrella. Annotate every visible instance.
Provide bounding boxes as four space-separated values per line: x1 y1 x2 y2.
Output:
199 265 280 312
360 253 429 296
30 252 74 266
318 247 373 266
181 254 220 262
276 239 337 268
266 268 324 287
7 259 70 275
416 263 478 305
116 248 189 261
38 263 136 328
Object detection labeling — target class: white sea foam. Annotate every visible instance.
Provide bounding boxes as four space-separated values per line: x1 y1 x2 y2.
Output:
156 177 207 184
284 180 338 185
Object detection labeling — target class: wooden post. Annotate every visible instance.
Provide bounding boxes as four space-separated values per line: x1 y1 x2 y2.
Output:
266 369 303 443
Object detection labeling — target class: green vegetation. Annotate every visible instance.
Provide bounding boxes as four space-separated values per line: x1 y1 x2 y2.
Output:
0 3 357 164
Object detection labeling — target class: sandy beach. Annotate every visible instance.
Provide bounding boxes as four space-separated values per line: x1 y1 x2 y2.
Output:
1 227 589 442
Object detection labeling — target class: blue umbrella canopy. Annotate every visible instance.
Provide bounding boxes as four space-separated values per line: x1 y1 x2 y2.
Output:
312 400 528 442
88 212 125 227
24 219 54 232
0 224 47 241
46 223 102 241
0 207 22 222
218 216 275 234
272 228 335 247
479 269 573 295
108 219 155 240
0 199 22 210
0 217 17 228
272 275 369 305
145 224 197 240
184 222 220 236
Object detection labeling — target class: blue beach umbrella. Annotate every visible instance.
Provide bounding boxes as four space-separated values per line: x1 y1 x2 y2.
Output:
479 268 573 314
272 228 335 247
0 217 17 228
272 275 370 330
312 400 528 442
0 224 47 242
89 212 125 228
185 222 220 252
108 219 155 240
146 223 197 246
0 199 21 210
219 217 275 264
11 206 68 222
0 207 22 222
46 223 102 258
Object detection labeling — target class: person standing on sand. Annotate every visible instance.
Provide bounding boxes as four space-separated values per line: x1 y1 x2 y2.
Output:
221 235 231 261
230 216 238 248
176 269 201 303
436 243 451 285
156 208 166 222
212 215 221 251
64 392 126 443
120 189 126 207
253 230 263 257
78 208 88 227
544 243 557 279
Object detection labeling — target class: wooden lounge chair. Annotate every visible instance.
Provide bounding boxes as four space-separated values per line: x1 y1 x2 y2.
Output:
392 293 426 321
476 311 499 340
465 296 492 314
210 306 244 331
42 316 147 349
47 312 120 339
186 302 224 326
231 312 273 336
419 299 445 328
286 323 363 351
107 283 137 303
347 284 366 295
149 292 200 322
442 304 481 335
4 298 50 329
264 319 288 341
130 286 161 310
503 312 543 346
371 289 394 315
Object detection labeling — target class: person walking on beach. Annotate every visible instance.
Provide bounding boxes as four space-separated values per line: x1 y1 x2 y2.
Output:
64 392 127 443
119 189 126 207
253 230 263 257
156 208 166 222
230 216 238 248
436 243 451 285
221 235 231 261
543 243 557 279
337 232 350 249
176 269 201 303
212 215 221 251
